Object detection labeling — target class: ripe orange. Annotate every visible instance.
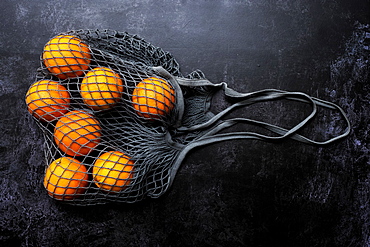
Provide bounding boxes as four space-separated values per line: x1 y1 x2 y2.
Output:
92 151 134 193
80 67 124 110
25 79 70 122
42 34 91 79
54 110 101 156
43 157 89 200
132 77 175 120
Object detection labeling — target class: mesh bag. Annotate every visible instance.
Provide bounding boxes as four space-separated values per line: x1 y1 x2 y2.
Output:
25 29 350 206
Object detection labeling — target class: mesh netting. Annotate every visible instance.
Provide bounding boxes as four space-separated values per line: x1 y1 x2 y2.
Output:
25 29 350 206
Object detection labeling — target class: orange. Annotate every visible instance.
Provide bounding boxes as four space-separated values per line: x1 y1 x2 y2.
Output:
92 151 134 193
25 79 70 122
132 77 175 120
43 157 89 200
80 67 124 110
54 110 101 156
42 34 91 79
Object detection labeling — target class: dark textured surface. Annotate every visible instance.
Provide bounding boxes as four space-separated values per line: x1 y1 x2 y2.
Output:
0 0 369 246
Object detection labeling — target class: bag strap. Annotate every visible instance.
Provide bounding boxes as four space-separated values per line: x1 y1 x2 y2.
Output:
175 77 350 145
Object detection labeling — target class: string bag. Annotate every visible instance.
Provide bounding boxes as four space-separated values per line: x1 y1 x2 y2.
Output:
25 29 350 205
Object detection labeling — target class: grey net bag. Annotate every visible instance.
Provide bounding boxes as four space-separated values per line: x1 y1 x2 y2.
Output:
25 29 350 206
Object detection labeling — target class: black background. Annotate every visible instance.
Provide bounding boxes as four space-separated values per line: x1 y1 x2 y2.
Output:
0 0 369 246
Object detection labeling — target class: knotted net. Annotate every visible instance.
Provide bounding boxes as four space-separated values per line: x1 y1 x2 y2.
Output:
25 29 350 205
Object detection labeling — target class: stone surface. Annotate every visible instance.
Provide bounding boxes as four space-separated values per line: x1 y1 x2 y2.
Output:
0 0 369 246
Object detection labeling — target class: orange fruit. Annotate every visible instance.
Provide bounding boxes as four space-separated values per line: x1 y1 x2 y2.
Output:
80 67 124 110
43 157 89 200
25 79 70 122
92 151 134 193
54 110 101 156
132 77 175 120
42 34 91 79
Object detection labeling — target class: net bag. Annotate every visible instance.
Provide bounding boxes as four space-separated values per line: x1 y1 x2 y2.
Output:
25 29 350 206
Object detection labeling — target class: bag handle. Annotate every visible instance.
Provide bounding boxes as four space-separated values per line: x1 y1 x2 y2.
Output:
175 77 350 146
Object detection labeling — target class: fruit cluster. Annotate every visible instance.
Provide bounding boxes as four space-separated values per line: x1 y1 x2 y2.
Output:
25 34 176 201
